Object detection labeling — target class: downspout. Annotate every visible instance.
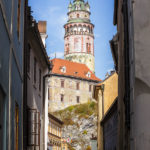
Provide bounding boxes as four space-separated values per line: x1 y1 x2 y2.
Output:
123 0 130 149
123 0 130 130
43 62 53 150
100 84 105 150
23 0 28 149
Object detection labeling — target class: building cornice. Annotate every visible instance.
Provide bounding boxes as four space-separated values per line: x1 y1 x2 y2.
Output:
48 73 100 83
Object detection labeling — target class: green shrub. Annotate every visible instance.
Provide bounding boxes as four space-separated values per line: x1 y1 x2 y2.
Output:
67 105 75 112
83 130 88 135
86 145 91 150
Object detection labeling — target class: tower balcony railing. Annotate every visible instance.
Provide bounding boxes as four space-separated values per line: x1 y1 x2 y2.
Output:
64 31 94 38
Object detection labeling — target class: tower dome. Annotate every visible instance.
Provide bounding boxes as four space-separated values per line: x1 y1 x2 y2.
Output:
64 0 95 73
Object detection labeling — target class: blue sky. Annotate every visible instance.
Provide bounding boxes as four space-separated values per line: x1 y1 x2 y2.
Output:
29 0 116 80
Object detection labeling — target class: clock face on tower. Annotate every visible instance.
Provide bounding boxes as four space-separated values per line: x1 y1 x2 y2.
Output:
74 37 81 52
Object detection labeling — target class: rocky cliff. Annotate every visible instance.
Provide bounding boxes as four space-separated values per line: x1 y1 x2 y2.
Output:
53 101 97 150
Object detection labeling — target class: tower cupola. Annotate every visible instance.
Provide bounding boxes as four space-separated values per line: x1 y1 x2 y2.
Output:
68 2 72 12
64 0 95 73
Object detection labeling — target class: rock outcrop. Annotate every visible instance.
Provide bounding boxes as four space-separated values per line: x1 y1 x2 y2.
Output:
53 101 97 150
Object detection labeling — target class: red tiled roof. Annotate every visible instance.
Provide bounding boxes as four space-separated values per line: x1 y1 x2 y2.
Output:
50 58 101 82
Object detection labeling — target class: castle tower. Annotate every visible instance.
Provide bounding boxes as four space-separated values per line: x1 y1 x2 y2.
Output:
64 0 95 73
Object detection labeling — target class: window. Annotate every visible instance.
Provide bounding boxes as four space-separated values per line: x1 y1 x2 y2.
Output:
61 94 64 102
34 57 37 84
39 69 41 91
28 109 40 147
87 43 91 54
89 43 91 53
60 66 66 73
89 85 92 92
61 80 64 88
27 44 31 73
48 88 50 100
86 71 91 78
86 43 89 52
76 82 80 90
17 0 21 37
77 14 79 18
15 104 19 150
66 44 69 54
77 96 80 103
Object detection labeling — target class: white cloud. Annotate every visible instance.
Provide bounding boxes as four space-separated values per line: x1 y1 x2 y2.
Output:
50 52 64 59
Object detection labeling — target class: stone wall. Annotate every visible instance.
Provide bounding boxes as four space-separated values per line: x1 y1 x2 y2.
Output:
48 75 97 112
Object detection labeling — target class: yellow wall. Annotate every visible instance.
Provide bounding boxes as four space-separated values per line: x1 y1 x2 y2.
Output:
103 73 118 114
94 72 118 150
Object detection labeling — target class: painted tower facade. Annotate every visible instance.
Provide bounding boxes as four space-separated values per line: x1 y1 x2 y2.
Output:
64 0 95 73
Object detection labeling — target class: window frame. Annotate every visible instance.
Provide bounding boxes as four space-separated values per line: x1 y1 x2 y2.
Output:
76 82 80 90
89 85 92 92
61 80 65 88
61 94 64 102
77 96 80 103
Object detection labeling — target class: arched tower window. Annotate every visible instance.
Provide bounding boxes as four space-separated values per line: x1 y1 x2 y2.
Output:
87 43 91 54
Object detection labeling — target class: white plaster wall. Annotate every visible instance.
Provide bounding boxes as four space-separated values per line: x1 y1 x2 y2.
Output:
131 0 150 149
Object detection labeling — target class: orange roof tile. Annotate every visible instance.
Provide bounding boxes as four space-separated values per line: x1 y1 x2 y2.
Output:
50 58 101 82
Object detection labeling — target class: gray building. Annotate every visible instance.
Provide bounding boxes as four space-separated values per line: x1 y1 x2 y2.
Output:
23 4 50 150
0 0 25 150
111 0 150 149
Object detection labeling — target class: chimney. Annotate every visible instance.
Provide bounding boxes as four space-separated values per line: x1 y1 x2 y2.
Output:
38 21 48 47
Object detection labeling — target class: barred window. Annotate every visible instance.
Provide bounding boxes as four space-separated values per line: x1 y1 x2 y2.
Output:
28 109 40 147
61 80 64 88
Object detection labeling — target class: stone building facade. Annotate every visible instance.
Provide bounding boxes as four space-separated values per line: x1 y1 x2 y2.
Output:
48 58 100 112
110 0 150 149
64 0 95 73
93 72 118 150
23 5 50 150
0 0 25 149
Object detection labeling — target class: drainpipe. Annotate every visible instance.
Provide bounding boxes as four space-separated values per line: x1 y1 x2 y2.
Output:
43 61 53 150
100 84 105 117
99 84 105 150
123 0 131 149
